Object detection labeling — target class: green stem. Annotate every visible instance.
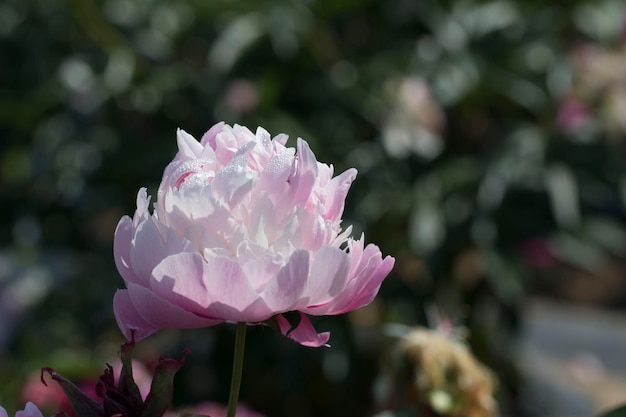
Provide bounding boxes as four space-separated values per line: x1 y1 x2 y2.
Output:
226 322 247 417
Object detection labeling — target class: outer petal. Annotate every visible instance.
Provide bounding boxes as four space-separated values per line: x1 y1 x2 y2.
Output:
113 289 160 341
114 216 141 285
324 168 357 222
304 244 394 316
239 246 284 291
305 246 350 306
276 312 330 347
130 219 192 284
118 284 221 340
261 250 309 312
203 256 271 322
0 406 8 417
151 253 271 322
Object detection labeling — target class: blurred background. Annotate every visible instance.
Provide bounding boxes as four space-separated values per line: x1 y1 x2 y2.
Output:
2 0 626 416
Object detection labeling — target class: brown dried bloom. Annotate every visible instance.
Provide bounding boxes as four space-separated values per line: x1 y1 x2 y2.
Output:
389 327 499 417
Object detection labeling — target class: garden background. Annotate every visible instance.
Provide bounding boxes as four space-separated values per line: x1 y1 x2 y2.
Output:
2 0 626 416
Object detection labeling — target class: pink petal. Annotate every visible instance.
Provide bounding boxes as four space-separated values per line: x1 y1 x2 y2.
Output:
130 219 192 284
342 254 394 312
150 252 211 312
133 188 151 227
214 129 239 166
261 250 309 312
305 244 394 316
211 142 257 207
257 146 294 205
127 283 221 332
273 133 288 146
246 193 278 247
114 216 142 285
200 121 226 149
176 129 203 160
276 312 330 347
152 252 271 322
113 289 161 341
0 406 8 417
324 168 357 222
305 246 350 306
204 256 271 322
288 138 318 207
239 247 283 291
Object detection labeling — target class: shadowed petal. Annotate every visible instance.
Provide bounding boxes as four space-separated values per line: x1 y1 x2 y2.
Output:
305 246 350 306
114 216 141 285
304 245 395 316
276 312 330 347
130 219 192 284
126 283 221 335
150 252 211 312
261 250 309 312
204 256 272 322
113 289 161 341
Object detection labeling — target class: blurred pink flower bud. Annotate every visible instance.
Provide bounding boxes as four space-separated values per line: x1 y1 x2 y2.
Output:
557 97 590 132
113 123 394 347
224 80 258 115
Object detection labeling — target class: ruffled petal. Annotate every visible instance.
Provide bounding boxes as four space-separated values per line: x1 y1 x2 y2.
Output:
113 216 141 285
176 129 203 160
304 244 394 316
305 246 350 306
200 121 225 149
324 168 357 222
275 312 330 347
130 219 192 284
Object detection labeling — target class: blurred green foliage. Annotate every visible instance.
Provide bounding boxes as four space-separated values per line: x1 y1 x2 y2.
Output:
2 0 626 416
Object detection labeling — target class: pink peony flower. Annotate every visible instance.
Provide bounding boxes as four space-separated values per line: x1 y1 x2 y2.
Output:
113 122 394 347
1 403 45 417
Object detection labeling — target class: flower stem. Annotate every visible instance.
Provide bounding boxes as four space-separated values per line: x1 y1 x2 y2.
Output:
226 322 247 417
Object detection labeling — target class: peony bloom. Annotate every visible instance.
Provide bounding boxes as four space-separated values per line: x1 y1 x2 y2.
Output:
1 403 45 417
113 122 394 347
